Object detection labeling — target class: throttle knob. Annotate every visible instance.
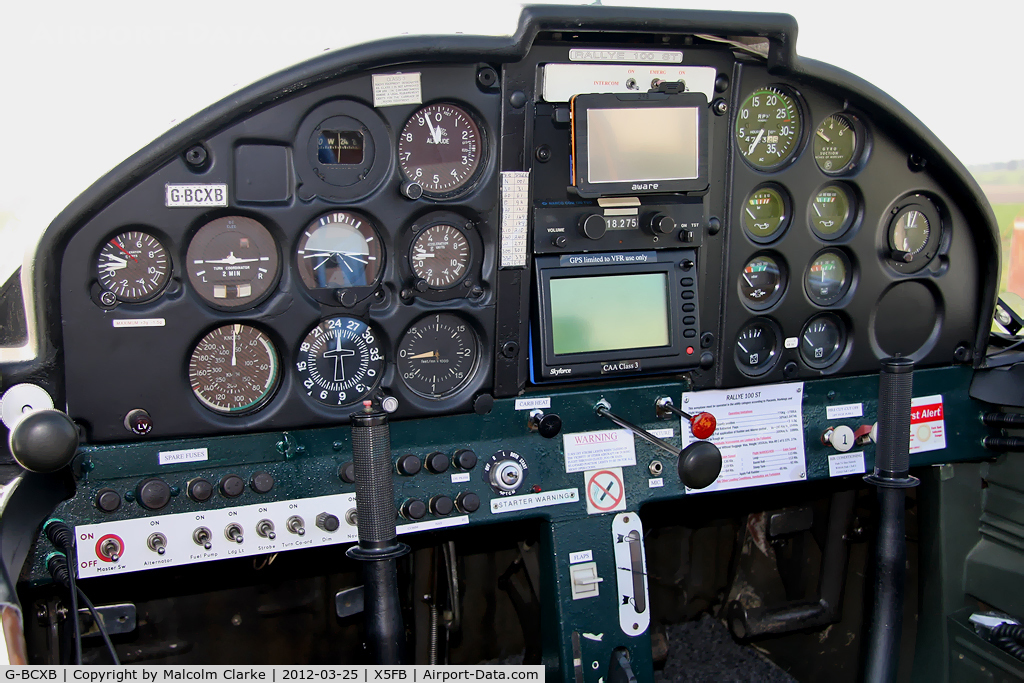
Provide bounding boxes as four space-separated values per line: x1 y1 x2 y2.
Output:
8 409 79 473
678 441 723 489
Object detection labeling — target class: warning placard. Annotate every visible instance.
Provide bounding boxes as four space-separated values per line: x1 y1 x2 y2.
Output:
563 429 636 473
910 395 946 453
585 467 627 514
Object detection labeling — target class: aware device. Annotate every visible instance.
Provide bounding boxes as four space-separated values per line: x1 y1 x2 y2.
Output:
570 92 710 198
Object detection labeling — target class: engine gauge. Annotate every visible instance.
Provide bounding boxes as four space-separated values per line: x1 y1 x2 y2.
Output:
398 103 483 197
736 87 802 171
799 313 846 369
741 186 790 242
739 254 786 311
96 230 170 303
296 211 383 300
296 317 384 407
410 223 471 289
813 114 858 174
186 216 280 310
188 324 280 415
805 249 852 306
735 318 782 376
397 313 479 399
809 185 854 240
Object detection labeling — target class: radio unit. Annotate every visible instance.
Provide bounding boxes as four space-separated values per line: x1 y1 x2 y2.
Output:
531 249 700 382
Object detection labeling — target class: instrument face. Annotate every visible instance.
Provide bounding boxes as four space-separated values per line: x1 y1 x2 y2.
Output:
96 231 170 303
799 313 846 369
741 186 789 243
296 317 384 407
410 223 471 289
734 318 782 376
296 211 383 297
736 86 803 170
813 113 858 174
805 249 852 307
739 254 786 311
397 313 479 399
398 103 483 197
188 324 280 415
186 216 280 310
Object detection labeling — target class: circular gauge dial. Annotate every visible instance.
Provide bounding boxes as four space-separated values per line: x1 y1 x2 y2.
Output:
735 319 781 376
890 209 930 256
813 114 858 173
398 103 482 196
741 186 789 242
189 324 279 415
799 314 846 369
296 317 384 407
186 216 279 310
736 87 802 170
805 249 852 306
96 231 170 303
397 313 479 398
810 185 853 239
296 211 383 295
410 223 471 288
739 254 786 310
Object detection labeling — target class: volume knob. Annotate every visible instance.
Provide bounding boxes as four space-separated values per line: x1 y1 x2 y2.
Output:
646 213 676 235
580 214 607 240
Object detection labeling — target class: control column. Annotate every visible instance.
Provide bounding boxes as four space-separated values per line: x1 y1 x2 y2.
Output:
346 401 409 664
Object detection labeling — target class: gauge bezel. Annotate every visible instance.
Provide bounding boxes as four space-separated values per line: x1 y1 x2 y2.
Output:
798 312 847 370
813 112 866 176
807 182 859 241
735 85 806 172
398 101 488 200
734 317 783 377
804 247 854 307
741 183 792 244
187 323 281 416
885 195 943 274
94 228 172 304
294 210 385 305
738 252 788 312
396 312 481 399
294 316 385 408
408 220 474 291
184 213 282 311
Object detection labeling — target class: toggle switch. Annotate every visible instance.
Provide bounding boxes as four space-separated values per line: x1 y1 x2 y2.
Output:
570 562 603 600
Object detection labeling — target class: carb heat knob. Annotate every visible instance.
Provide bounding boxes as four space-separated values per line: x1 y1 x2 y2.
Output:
580 214 607 240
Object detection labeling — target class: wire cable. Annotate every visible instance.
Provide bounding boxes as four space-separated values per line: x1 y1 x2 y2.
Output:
75 587 119 664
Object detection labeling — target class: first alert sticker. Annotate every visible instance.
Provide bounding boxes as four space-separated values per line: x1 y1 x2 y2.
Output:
909 395 946 453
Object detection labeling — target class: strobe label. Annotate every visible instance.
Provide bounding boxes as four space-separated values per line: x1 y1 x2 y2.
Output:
165 183 228 207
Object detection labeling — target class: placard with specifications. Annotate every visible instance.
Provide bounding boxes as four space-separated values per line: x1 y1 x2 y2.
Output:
680 383 807 494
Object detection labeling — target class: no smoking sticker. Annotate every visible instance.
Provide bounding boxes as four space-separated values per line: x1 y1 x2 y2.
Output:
585 467 627 515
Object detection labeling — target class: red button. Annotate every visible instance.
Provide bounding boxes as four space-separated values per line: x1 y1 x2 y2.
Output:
690 412 717 440
686 346 694 355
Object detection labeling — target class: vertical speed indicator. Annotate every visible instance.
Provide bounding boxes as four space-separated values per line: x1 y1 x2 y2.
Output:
296 317 384 407
736 87 802 171
96 231 170 303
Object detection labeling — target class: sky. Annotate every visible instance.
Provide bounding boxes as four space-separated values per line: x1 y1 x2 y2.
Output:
1 0 1022 281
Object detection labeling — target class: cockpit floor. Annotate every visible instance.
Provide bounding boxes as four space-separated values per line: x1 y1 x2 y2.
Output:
655 615 795 682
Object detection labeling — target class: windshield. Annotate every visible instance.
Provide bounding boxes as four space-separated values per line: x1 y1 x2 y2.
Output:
2 0 1022 305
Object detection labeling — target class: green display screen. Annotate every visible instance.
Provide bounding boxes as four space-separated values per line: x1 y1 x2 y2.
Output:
549 273 670 355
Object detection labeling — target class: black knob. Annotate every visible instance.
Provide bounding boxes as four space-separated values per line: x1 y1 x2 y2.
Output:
553 235 568 248
647 213 676 235
136 478 172 511
538 413 562 439
678 441 723 490
95 488 121 513
397 454 421 476
455 492 480 513
430 495 454 516
8 410 79 473
400 181 423 200
219 474 245 498
425 451 450 474
124 408 153 435
339 462 356 483
316 512 340 532
250 471 274 494
401 499 427 520
580 214 607 240
187 478 213 502
453 449 477 470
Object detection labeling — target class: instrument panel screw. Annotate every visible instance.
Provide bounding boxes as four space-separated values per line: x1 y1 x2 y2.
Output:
536 145 552 162
184 145 208 168
712 99 728 116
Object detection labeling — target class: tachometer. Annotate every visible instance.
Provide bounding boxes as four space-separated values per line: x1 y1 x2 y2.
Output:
736 87 802 171
398 103 483 197
186 216 280 310
96 231 170 303
397 313 479 399
296 317 384 407
188 324 280 415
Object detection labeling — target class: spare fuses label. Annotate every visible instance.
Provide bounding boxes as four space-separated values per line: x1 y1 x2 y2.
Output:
165 183 227 207
158 447 208 465
910 395 946 453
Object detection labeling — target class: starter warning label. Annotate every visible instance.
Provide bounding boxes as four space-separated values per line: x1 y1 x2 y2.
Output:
910 395 946 453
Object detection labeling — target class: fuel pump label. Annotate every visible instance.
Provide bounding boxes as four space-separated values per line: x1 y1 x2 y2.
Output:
910 395 946 453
